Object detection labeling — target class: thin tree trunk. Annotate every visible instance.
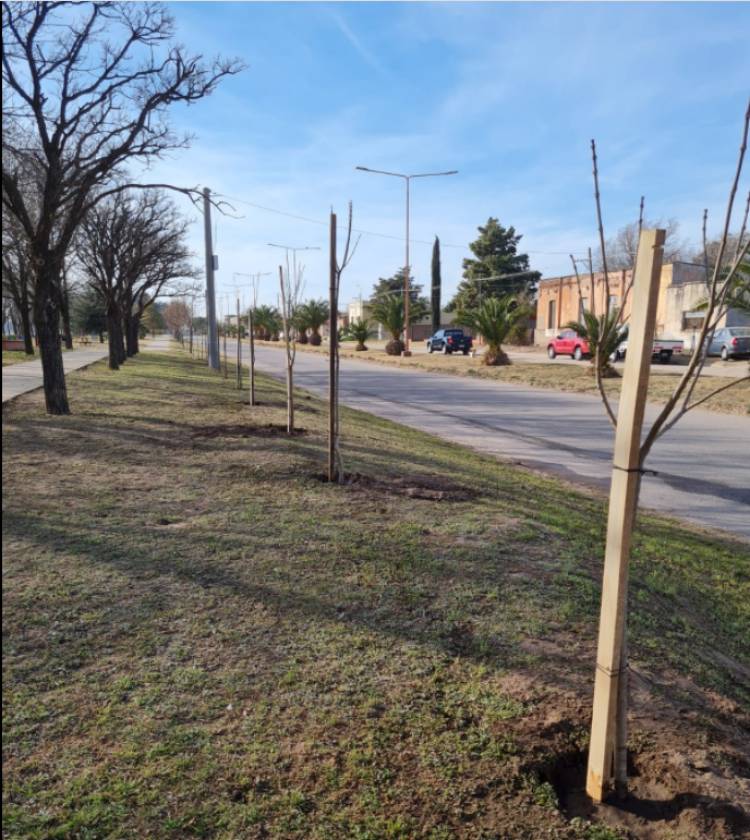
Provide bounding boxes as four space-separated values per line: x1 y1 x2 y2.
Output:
329 212 337 482
248 309 256 406
125 313 139 357
20 286 34 355
286 362 294 434
34 278 70 414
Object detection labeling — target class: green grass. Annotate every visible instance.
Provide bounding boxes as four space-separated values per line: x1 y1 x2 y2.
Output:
2 350 749 839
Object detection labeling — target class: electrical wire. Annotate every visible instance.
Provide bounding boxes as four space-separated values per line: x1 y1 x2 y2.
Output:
213 191 588 256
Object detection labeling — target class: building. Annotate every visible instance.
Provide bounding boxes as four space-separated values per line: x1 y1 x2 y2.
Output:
534 262 749 351
347 298 462 342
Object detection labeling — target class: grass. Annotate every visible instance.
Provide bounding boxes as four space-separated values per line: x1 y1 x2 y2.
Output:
3 349 749 839
281 340 750 416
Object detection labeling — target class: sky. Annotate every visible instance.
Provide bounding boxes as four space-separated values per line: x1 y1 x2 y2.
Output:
142 1 750 315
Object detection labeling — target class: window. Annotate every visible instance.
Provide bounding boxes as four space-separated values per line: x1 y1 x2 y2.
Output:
547 299 556 329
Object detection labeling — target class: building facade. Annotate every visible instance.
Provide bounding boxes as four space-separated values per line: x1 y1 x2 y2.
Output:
534 262 748 351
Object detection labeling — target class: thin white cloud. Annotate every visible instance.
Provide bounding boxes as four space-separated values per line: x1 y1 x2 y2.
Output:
328 10 388 77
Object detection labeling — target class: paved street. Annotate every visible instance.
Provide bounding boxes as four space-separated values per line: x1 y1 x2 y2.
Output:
246 343 750 539
2 336 172 403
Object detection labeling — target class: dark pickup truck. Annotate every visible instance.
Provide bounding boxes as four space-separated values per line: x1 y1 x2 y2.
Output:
426 328 473 355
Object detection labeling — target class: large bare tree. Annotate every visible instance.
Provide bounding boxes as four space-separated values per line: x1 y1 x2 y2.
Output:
2 2 241 412
75 189 196 369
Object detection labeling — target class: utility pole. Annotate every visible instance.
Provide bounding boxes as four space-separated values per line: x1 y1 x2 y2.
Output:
586 229 665 803
203 187 220 370
355 166 457 355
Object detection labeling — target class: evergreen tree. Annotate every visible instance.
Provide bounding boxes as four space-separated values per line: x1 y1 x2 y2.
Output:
370 268 429 320
431 236 441 333
447 218 540 311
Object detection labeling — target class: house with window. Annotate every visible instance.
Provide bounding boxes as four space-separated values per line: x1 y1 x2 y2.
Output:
534 262 748 351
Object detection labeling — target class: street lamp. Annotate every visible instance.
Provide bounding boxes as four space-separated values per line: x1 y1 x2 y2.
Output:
355 165 457 354
267 243 321 293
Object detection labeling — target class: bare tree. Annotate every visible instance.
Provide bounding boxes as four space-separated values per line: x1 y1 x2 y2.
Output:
586 99 750 798
2 215 34 354
595 217 685 271
163 299 191 342
2 2 241 413
328 204 360 482
76 190 196 369
278 260 305 435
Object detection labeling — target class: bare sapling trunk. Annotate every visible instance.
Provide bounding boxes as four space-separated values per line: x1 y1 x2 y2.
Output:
248 308 256 406
236 298 242 390
279 261 305 435
328 203 359 482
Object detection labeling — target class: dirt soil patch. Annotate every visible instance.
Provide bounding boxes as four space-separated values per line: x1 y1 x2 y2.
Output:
190 422 308 439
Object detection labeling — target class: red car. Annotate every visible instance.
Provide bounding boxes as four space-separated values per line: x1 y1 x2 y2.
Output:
547 329 590 360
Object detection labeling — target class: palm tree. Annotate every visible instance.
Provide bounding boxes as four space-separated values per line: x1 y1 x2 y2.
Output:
345 318 372 351
253 305 281 341
370 294 407 355
301 299 330 346
293 306 310 344
456 296 532 365
564 308 627 377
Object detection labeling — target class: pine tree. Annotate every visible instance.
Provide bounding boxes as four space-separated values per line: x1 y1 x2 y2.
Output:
447 218 540 311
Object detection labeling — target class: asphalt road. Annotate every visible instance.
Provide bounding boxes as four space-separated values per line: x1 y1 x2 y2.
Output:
243 343 750 540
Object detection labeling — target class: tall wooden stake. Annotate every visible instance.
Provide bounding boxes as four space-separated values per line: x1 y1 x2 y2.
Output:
586 229 665 803
222 322 228 379
328 212 337 482
236 297 242 390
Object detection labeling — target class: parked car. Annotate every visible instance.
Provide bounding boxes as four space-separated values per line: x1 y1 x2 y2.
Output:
426 328 473 355
546 329 590 360
611 337 684 364
705 326 750 360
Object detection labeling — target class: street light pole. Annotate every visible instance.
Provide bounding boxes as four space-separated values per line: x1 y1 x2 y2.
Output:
355 166 457 355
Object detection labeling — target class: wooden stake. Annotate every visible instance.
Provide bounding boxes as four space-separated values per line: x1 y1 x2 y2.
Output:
222 323 228 379
586 228 665 803
328 212 337 483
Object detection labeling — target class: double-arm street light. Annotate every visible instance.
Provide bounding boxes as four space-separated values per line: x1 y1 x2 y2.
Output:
268 243 321 287
355 166 457 355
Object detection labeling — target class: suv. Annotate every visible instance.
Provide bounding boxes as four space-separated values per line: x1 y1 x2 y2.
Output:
547 329 590 360
426 329 473 355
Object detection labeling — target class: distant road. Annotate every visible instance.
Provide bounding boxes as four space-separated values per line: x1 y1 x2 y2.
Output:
244 343 750 539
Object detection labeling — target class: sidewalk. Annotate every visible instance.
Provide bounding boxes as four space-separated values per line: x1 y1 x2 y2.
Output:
2 335 173 403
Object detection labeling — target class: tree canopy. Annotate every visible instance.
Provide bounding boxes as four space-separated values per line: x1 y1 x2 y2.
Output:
448 218 539 311
370 268 429 321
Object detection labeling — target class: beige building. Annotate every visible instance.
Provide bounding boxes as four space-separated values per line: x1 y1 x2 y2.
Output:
534 262 748 351
347 298 461 341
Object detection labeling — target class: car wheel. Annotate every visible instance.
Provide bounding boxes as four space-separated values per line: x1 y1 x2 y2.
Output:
547 345 556 359
462 349 469 355
442 344 449 354
427 343 433 354
573 346 583 361
721 346 729 361
659 350 671 364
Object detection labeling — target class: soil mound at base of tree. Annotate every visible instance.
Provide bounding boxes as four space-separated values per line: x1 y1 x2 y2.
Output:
190 423 307 439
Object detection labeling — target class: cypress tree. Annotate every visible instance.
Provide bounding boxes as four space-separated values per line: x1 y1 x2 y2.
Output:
431 236 441 333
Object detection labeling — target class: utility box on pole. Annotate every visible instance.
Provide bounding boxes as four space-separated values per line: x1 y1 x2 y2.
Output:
203 187 220 371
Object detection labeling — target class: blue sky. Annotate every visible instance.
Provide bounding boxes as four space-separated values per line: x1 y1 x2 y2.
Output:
144 2 750 314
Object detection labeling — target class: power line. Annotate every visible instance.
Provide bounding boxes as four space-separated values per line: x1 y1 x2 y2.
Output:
214 191 588 256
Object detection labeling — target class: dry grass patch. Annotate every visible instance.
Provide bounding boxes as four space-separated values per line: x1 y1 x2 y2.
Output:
3 350 749 839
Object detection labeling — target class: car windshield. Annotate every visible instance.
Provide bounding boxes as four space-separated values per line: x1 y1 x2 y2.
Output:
728 328 750 337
